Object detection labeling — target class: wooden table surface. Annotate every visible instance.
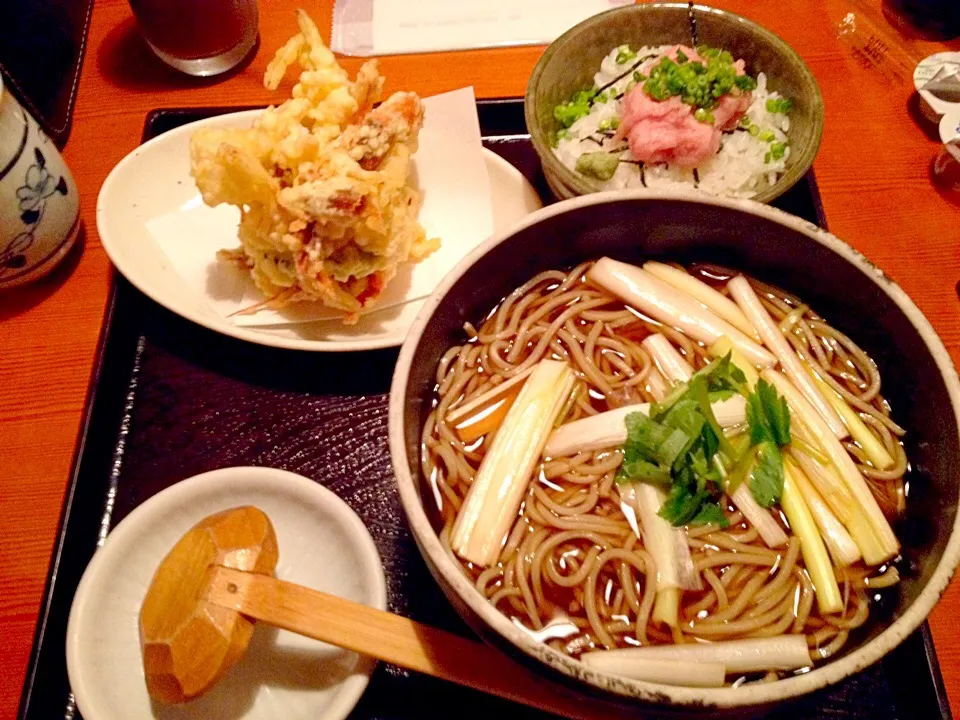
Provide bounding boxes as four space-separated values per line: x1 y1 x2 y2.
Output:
2 0 959 717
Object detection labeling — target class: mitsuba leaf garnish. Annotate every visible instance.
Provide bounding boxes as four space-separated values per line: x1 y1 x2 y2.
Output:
747 378 791 446
617 354 745 528
747 441 784 508
744 378 791 507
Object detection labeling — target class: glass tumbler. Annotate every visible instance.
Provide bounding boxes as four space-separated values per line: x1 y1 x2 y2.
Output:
128 0 259 77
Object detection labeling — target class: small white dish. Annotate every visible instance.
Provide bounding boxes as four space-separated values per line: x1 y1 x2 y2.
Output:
914 52 960 122
97 108 543 352
66 467 387 720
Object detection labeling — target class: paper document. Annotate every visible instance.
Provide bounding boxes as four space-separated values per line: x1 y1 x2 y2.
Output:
331 0 631 56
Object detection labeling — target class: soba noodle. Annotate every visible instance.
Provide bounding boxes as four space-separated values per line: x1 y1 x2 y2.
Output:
420 261 906 684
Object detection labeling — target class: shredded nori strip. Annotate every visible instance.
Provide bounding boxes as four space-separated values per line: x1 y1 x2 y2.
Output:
641 165 647 187
595 54 658 96
686 0 699 46
693 168 700 187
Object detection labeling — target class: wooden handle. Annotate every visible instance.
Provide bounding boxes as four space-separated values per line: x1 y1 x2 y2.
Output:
206 566 615 719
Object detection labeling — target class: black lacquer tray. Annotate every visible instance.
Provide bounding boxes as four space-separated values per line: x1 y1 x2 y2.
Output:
17 99 953 720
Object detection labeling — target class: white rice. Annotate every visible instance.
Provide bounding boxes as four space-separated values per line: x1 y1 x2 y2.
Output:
554 46 792 198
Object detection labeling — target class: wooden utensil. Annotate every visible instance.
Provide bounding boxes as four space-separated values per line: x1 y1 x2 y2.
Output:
139 506 614 719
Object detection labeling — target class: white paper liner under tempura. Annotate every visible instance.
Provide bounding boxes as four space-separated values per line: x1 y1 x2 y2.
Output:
147 86 493 326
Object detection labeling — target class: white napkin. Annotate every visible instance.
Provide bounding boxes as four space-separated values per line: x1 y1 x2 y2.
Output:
147 87 492 326
331 0 631 57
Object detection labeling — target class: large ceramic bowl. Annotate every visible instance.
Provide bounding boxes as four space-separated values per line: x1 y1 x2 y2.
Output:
525 3 824 204
388 191 960 714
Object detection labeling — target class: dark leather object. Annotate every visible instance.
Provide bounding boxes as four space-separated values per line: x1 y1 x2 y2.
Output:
0 0 94 147
15 103 951 720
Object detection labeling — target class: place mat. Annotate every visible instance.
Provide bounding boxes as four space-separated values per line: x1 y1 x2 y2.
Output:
16 99 952 720
0 0 95 146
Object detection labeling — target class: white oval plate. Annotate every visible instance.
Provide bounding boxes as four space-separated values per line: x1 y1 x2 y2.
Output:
97 110 543 352
66 467 387 720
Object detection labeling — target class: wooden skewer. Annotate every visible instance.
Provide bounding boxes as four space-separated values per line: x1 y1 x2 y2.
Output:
138 506 619 719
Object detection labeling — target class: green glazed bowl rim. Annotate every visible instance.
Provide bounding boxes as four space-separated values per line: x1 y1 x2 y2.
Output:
524 2 825 205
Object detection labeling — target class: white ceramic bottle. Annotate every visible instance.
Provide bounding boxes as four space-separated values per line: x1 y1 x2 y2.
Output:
0 76 80 289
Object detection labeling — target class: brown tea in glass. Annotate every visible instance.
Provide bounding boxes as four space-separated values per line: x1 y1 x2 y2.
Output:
128 0 259 77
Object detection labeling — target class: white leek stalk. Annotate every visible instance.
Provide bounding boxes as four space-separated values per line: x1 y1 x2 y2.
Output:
644 261 760 341
586 259 776 369
642 333 694 382
730 483 788 548
580 653 725 687
543 397 747 458
808 369 895 470
763 369 898 564
451 360 576 566
781 464 843 614
445 366 534 443
582 635 811 675
786 458 861 567
625 484 701 628
788 446 854 523
727 276 848 440
646 368 670 401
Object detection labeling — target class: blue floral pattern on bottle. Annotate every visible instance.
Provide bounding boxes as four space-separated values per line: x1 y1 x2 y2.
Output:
0 148 69 274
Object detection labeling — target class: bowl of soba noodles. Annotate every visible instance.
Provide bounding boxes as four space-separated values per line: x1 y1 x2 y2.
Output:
387 190 960 713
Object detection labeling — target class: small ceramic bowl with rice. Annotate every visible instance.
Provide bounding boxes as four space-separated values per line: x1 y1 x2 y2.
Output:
525 3 824 203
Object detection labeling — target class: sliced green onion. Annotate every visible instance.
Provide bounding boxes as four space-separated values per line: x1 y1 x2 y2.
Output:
694 108 715 124
748 125 760 137
766 97 793 114
770 141 787 160
616 44 637 64
758 130 776 142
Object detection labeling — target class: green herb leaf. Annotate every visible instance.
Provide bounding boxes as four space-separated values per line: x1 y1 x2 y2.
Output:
749 441 784 507
575 152 620 181
746 379 791 447
618 458 671 485
658 481 710 526
623 411 694 469
691 502 730 527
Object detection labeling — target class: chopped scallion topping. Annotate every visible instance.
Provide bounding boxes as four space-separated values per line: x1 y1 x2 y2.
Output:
694 108 715 124
616 44 637 64
765 97 793 114
642 48 758 110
